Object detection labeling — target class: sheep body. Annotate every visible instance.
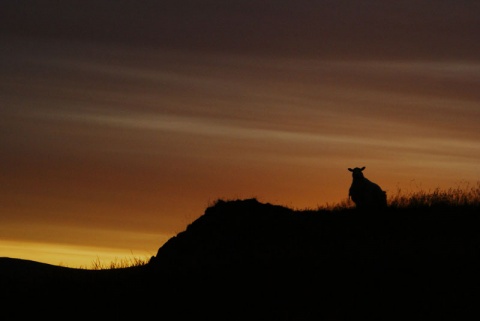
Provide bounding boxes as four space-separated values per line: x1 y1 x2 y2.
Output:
348 167 387 210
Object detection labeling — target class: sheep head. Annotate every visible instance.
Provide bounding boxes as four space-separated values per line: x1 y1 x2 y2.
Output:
348 167 366 179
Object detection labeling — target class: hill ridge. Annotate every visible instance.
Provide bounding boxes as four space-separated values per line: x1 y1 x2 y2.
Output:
2 198 480 319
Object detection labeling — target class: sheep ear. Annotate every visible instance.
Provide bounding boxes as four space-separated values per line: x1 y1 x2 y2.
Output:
348 168 353 172
361 167 366 171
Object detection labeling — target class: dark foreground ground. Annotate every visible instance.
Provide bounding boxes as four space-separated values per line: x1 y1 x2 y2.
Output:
2 198 480 319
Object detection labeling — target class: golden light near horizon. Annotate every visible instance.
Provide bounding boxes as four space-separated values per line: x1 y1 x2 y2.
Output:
0 240 152 269
1 1 479 267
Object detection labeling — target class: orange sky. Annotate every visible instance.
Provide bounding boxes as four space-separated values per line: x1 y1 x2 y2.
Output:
1 1 479 267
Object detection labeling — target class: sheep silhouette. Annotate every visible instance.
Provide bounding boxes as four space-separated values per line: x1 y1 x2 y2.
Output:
348 167 387 210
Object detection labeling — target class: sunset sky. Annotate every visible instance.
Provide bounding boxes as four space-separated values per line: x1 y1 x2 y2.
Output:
1 1 479 268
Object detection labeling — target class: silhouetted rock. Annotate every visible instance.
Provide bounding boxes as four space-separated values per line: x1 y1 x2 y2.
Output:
146 198 480 319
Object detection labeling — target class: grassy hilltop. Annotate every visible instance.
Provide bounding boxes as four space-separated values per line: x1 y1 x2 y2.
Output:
1 184 480 319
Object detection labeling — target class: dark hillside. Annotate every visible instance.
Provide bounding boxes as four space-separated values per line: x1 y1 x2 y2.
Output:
2 198 480 319
146 198 480 319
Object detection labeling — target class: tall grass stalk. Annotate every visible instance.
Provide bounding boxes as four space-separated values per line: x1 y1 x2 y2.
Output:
88 255 150 270
388 181 480 208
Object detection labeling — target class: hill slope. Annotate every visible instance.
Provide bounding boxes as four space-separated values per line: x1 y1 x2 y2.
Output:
147 198 480 319
2 198 480 319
